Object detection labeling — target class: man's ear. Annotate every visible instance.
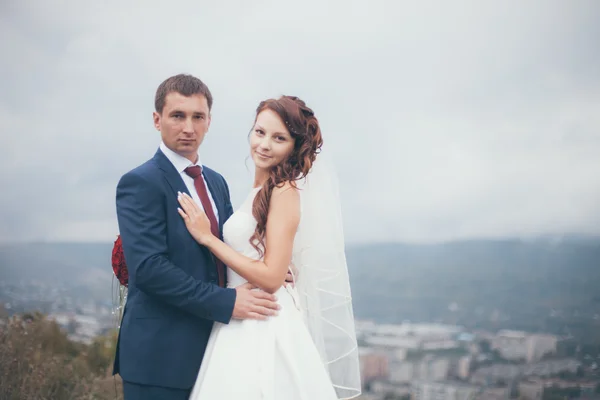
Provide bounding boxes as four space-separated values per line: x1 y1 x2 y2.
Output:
153 111 161 131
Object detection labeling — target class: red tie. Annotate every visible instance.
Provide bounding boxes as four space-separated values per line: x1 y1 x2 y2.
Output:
184 166 226 288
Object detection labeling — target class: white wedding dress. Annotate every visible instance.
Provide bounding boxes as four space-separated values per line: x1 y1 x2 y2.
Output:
189 187 340 400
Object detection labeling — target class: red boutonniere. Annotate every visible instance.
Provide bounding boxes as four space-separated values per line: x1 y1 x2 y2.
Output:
112 235 128 287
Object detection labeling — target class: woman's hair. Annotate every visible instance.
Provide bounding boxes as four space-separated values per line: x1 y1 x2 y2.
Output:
249 96 323 256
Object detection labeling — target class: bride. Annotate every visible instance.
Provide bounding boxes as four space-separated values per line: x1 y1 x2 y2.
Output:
177 95 361 399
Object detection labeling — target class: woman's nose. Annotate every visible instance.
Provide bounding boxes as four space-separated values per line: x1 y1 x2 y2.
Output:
258 137 271 150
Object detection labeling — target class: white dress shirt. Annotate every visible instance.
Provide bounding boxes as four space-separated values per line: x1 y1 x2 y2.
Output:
159 141 219 223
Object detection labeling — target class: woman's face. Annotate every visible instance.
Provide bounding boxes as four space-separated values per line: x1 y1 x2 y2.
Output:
250 109 295 171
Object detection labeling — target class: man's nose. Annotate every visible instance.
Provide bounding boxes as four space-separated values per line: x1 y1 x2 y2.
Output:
183 118 194 133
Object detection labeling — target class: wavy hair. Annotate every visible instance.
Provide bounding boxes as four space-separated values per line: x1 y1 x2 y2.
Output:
249 96 323 256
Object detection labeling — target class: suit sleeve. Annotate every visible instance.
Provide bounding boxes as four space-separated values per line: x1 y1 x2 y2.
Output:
116 170 236 324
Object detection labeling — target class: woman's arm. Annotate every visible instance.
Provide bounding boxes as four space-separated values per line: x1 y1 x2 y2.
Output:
177 184 300 294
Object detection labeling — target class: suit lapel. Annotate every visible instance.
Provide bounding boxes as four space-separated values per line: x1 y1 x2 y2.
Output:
153 149 216 263
154 148 225 237
154 148 226 241
202 169 225 237
153 149 190 198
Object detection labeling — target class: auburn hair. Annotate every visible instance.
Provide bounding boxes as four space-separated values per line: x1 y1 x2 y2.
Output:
249 96 323 256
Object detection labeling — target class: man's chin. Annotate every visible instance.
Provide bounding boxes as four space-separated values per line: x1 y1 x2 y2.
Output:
176 146 199 160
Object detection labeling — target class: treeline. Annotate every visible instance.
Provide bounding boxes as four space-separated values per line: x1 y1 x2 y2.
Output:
0 304 123 400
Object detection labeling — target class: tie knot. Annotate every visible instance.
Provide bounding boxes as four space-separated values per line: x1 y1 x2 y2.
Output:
184 165 202 179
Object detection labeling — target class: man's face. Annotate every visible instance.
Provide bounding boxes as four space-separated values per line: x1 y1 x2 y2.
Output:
153 92 211 163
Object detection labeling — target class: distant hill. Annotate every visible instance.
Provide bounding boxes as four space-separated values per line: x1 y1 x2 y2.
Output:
345 238 600 341
0 242 115 302
0 242 113 280
1 238 599 340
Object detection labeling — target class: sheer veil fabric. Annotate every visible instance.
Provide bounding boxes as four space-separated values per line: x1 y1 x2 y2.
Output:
292 152 361 399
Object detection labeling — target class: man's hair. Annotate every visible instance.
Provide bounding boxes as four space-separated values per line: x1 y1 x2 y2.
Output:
154 74 213 114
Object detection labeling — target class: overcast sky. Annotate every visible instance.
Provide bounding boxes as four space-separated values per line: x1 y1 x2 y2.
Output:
1 0 599 244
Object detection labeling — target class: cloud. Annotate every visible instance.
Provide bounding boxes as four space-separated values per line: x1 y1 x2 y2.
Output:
1 0 599 243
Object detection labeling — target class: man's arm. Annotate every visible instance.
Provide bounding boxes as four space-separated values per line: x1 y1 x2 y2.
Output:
116 170 236 323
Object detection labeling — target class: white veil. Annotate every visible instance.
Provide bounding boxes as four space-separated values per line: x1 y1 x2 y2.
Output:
291 151 362 399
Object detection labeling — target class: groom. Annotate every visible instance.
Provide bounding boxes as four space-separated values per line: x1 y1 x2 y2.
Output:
113 74 280 400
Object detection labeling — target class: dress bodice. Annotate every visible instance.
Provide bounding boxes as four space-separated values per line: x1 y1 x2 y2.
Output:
222 187 263 288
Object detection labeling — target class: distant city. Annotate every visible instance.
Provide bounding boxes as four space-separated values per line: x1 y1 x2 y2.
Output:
1 239 599 399
2 276 599 400
0 279 116 344
356 321 599 399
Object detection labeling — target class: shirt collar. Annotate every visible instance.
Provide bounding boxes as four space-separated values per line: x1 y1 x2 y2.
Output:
159 141 202 174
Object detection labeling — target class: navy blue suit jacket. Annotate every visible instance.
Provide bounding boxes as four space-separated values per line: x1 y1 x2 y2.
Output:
113 148 237 389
